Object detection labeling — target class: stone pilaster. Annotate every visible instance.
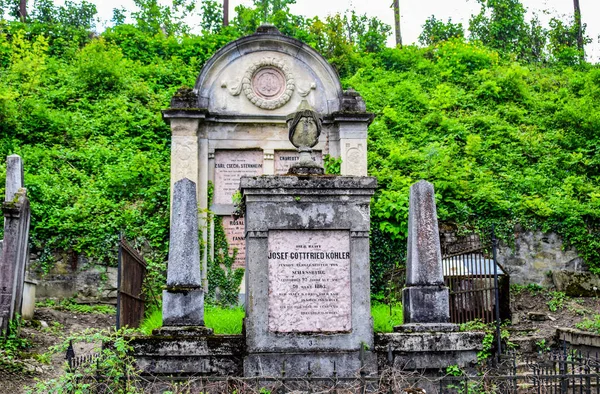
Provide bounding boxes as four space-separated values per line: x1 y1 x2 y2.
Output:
332 90 374 176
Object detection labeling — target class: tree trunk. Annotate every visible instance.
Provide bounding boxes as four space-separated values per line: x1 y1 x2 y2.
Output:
223 0 229 26
573 0 583 53
392 0 402 47
18 0 27 22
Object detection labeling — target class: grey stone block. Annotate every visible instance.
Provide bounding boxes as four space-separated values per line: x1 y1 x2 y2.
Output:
375 332 484 370
401 286 451 324
162 289 205 326
132 334 243 375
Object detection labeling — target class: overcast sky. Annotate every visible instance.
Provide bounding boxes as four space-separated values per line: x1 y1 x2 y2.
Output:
69 0 600 62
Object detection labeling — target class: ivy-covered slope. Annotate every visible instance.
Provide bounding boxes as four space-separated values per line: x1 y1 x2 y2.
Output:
347 42 600 275
0 16 598 296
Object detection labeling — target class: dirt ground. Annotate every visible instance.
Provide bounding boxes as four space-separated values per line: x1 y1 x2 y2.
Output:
1 293 599 392
0 307 115 394
508 290 600 352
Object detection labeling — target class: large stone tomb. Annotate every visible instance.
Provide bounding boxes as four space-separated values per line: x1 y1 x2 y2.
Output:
241 175 377 377
162 25 373 290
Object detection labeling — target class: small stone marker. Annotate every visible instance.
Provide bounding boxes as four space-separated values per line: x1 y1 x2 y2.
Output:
396 180 456 332
161 178 211 333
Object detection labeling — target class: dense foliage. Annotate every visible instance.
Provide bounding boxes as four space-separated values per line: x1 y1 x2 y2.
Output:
0 0 598 302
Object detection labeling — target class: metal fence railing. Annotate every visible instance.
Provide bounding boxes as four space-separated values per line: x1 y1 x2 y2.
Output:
64 341 600 394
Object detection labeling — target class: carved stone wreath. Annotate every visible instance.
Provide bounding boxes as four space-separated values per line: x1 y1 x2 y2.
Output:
242 58 295 110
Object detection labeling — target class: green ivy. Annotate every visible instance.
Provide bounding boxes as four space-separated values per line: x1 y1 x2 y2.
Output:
205 182 244 307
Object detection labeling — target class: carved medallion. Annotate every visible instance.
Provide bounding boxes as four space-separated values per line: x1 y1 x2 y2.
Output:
242 58 295 110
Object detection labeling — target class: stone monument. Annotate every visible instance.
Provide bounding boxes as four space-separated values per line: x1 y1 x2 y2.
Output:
397 180 456 332
162 25 374 297
159 178 212 334
240 101 377 377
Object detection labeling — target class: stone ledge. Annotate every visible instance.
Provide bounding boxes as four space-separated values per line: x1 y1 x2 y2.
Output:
557 327 600 348
375 332 484 370
394 323 459 333
375 332 485 353
240 175 377 190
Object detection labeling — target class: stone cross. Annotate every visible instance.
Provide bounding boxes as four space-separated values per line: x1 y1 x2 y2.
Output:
161 178 210 330
397 180 456 332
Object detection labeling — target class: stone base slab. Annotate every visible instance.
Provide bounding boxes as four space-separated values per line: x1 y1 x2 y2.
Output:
375 332 485 370
153 326 214 337
244 351 377 378
402 285 450 324
131 334 244 376
162 288 205 326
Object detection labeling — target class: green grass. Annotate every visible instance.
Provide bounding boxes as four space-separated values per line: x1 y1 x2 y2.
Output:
371 302 403 333
139 303 403 334
36 298 116 315
139 305 245 335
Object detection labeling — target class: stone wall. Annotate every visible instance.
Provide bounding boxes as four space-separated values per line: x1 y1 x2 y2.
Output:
495 229 585 286
29 252 118 302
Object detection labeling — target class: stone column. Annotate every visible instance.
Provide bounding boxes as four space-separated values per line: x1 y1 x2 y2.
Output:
160 178 212 334
198 125 209 292
396 180 456 332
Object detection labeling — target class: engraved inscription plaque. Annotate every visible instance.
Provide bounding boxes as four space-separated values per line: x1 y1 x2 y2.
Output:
274 151 323 175
268 230 351 333
214 150 263 205
222 216 245 269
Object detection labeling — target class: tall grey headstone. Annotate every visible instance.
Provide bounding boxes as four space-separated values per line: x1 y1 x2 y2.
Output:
161 178 209 329
398 180 456 331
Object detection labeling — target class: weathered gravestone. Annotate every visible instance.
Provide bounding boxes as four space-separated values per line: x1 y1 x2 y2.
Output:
397 180 456 331
162 25 373 295
240 101 377 377
382 180 484 377
159 178 212 334
0 155 31 334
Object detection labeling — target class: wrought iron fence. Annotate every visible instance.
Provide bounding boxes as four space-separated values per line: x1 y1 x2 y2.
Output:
440 229 510 326
440 347 600 394
64 341 600 393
